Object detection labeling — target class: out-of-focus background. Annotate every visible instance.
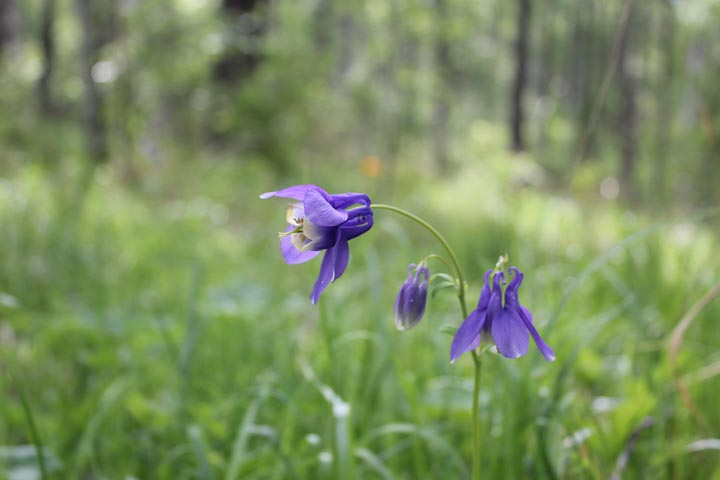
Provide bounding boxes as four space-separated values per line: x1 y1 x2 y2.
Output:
1 0 719 478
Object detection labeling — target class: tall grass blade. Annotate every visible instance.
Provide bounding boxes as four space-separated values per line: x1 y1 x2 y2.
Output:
225 397 261 480
188 424 216 480
354 447 395 480
17 383 48 480
74 376 133 474
299 357 356 480
668 280 720 430
361 423 467 477
178 263 203 417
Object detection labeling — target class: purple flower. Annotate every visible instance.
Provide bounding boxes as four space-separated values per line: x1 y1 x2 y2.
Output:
260 184 373 304
450 267 555 363
394 263 430 331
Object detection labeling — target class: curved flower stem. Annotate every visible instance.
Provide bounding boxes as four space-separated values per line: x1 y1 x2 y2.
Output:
372 203 482 480
371 204 468 318
423 253 454 276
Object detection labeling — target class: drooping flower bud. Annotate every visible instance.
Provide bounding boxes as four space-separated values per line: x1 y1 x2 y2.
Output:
394 263 430 331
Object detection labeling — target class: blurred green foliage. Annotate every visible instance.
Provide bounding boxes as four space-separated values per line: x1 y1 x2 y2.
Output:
1 0 720 478
0 157 718 478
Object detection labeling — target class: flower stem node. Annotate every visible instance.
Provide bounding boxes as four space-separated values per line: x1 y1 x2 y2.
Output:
394 263 430 331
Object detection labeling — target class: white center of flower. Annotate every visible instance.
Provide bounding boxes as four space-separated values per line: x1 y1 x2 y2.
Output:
279 203 321 252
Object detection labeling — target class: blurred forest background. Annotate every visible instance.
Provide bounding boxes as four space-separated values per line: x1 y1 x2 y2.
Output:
0 0 718 200
1 0 720 479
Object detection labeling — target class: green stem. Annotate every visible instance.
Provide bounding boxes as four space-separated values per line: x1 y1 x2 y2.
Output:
371 204 468 318
372 203 481 479
17 382 49 480
423 253 454 276
471 352 482 480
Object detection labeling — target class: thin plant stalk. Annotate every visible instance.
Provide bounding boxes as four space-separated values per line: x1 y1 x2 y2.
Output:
371 204 468 317
423 253 455 277
471 353 482 480
372 203 483 480
17 382 49 480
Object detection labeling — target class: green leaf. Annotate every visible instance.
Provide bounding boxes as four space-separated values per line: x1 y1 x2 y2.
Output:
430 274 457 298
438 324 458 336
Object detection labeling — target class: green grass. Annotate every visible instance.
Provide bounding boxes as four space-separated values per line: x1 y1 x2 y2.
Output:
1 159 719 479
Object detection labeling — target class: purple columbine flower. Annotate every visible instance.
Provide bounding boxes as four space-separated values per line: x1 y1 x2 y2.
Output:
394 263 430 331
260 184 373 304
450 267 555 363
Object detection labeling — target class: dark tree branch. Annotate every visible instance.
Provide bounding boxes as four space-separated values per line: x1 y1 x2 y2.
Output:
38 0 56 114
569 0 634 183
616 1 638 201
432 0 451 173
76 0 109 163
510 0 530 152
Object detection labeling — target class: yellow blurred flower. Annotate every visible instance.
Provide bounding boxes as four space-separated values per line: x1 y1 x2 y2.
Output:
360 155 383 178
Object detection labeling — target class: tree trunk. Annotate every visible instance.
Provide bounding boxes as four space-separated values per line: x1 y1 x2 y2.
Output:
510 0 530 152
76 0 109 163
213 0 267 83
616 2 637 201
575 0 599 157
0 0 21 58
38 0 56 114
653 2 675 206
331 13 356 88
432 0 451 173
313 0 333 52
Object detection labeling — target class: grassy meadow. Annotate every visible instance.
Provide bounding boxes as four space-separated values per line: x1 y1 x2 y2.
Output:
2 2 720 477
1 151 718 479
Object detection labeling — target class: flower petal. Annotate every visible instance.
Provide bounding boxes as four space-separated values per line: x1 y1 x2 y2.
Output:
330 192 371 209
485 272 504 327
260 184 320 200
409 287 428 328
332 237 350 280
310 248 336 305
303 219 339 251
304 189 348 226
394 285 411 329
339 211 373 241
450 309 487 363
396 285 419 330
476 270 494 310
518 306 556 362
286 203 304 225
281 234 320 264
504 267 523 309
466 334 482 352
394 265 416 330
491 309 529 359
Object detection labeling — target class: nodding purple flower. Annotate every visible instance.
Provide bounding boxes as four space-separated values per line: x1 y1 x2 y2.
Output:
450 267 555 363
260 184 373 304
394 263 430 331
